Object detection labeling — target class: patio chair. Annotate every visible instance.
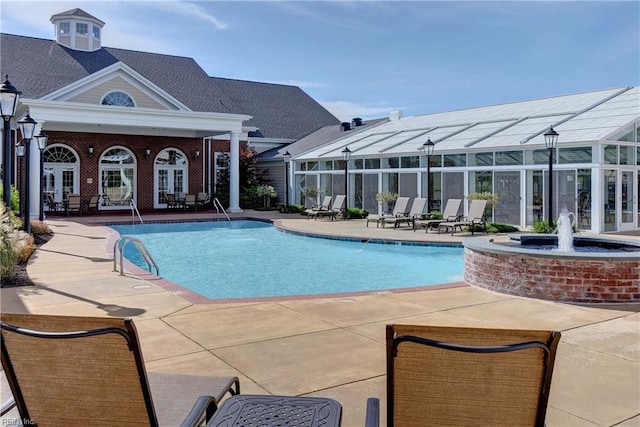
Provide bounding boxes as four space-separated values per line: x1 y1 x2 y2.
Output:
82 194 101 214
305 196 332 220
45 193 61 213
437 199 488 235
182 194 197 211
0 313 240 427
65 194 82 216
381 197 426 229
165 193 179 209
414 198 462 233
196 192 211 210
365 324 561 427
366 197 410 228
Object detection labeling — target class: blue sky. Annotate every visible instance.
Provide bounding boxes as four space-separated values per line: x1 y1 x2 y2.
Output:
1 1 638 121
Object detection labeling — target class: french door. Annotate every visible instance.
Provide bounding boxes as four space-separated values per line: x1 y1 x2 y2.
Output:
44 165 77 209
154 167 186 208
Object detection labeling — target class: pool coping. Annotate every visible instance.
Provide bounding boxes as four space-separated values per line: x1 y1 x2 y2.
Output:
105 218 467 304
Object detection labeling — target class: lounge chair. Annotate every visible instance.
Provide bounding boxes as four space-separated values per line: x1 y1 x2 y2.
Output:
381 197 427 229
316 194 346 221
438 199 488 235
366 196 410 228
365 324 561 427
305 196 332 220
414 198 462 233
0 313 240 427
65 194 82 216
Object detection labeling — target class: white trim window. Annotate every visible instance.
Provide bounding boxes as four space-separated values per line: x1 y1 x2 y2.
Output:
92 25 100 39
59 22 70 35
101 91 135 107
76 23 88 36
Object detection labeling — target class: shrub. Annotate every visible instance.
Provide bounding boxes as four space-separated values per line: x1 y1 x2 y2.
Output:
486 223 519 233
375 192 399 203
533 220 555 234
0 202 19 279
278 204 305 214
30 220 52 235
466 192 500 209
345 207 368 219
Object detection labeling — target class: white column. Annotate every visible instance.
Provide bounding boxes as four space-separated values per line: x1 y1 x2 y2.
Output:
28 136 40 221
228 131 242 212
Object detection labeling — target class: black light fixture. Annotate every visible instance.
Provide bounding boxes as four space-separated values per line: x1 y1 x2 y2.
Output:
422 137 435 212
0 75 21 208
283 151 291 206
145 147 151 158
544 127 559 228
87 146 94 155
342 146 351 211
15 140 25 216
34 130 48 221
194 149 200 160
17 112 37 233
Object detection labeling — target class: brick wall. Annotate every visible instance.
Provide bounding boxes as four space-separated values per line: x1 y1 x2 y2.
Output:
464 248 640 303
46 131 231 211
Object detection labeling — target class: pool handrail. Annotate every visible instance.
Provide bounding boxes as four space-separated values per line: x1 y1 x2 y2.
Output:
213 197 230 221
113 236 159 276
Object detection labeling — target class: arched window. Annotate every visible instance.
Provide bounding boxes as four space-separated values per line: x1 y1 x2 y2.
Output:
44 145 78 163
100 147 136 208
101 91 135 107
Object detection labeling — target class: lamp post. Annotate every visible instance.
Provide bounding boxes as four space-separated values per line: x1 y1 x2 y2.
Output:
283 151 291 207
422 137 435 212
15 140 25 216
34 130 48 221
342 147 351 211
1 76 21 208
17 112 37 233
544 127 559 229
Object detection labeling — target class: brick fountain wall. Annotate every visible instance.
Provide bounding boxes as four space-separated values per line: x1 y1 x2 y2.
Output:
464 247 640 304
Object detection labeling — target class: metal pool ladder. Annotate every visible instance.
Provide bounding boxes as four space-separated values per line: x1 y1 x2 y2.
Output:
113 236 159 276
213 197 230 221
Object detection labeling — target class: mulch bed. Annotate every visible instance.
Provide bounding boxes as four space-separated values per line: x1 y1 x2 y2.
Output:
1 233 53 288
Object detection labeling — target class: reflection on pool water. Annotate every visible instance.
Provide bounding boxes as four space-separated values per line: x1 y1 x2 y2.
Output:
111 220 464 299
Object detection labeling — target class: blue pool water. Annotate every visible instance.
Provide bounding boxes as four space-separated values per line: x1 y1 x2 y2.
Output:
111 220 464 299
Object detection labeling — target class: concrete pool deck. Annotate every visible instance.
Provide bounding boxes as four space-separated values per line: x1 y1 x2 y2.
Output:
1 210 639 426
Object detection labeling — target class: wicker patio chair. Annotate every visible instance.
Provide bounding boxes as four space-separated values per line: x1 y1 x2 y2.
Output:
366 324 561 427
1 313 240 427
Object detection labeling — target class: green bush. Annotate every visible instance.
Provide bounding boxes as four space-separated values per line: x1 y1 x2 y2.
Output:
486 223 519 233
345 207 368 219
278 204 305 214
533 220 555 234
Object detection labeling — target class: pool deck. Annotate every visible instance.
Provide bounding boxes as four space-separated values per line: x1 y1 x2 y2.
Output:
1 210 639 426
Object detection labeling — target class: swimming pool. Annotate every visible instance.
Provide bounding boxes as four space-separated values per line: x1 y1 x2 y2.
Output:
111 220 464 299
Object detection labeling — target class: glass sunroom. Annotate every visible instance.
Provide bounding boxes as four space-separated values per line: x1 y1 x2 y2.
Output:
292 87 639 234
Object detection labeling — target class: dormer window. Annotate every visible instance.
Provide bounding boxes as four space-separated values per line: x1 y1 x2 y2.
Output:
76 23 88 36
59 22 70 34
92 25 100 38
102 91 135 107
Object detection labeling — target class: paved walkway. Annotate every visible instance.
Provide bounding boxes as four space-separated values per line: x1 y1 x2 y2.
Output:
1 210 639 426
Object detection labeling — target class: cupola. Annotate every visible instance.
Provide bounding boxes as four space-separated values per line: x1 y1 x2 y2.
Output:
50 8 105 52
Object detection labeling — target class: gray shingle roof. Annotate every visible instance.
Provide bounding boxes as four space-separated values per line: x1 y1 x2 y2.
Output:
211 77 340 140
50 8 105 25
0 33 338 139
